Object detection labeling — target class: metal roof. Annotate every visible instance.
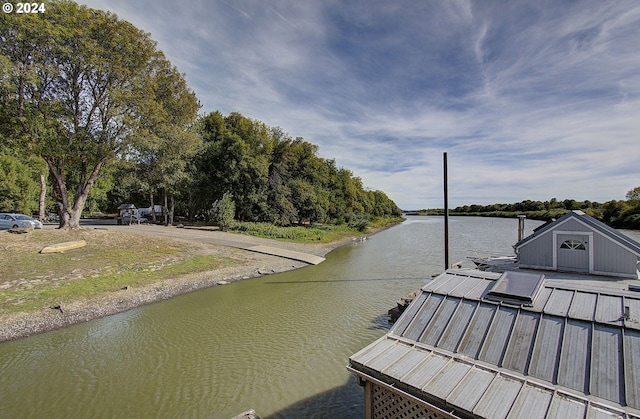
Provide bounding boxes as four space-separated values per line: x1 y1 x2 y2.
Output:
117 203 137 210
349 269 640 419
516 210 640 257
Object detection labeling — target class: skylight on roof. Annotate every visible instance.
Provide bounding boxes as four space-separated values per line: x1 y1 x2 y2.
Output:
486 271 545 305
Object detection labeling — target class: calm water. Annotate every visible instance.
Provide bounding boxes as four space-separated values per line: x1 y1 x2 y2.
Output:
2 216 637 418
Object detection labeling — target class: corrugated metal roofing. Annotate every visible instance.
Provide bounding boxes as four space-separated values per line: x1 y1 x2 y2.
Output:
349 269 640 419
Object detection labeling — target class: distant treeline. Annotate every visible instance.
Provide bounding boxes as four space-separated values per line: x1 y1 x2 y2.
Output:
409 197 640 230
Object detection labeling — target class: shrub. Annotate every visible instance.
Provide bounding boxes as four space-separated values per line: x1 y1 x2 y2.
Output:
347 213 370 232
209 192 235 231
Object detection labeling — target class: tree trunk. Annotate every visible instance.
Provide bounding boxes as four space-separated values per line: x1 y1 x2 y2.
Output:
169 194 175 226
47 159 71 229
68 194 88 228
38 174 46 221
47 156 106 229
149 191 156 223
163 191 169 226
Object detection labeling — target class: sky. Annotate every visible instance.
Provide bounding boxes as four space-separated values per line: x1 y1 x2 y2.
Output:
77 0 640 210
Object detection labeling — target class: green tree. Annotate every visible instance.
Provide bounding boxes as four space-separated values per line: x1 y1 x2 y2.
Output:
626 186 640 201
195 111 402 226
0 1 188 229
0 153 39 213
196 112 271 221
133 55 200 225
106 160 144 208
267 136 336 225
266 138 297 225
368 190 402 217
595 200 629 226
194 111 230 203
224 113 271 221
209 192 235 231
289 179 325 224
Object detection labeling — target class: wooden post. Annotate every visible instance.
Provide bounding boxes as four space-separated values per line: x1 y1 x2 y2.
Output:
443 152 449 270
364 380 372 419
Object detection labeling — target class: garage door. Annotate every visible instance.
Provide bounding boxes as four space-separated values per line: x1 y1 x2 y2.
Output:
557 234 589 272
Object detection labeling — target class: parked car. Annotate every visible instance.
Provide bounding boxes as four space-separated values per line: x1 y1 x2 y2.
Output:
0 213 44 230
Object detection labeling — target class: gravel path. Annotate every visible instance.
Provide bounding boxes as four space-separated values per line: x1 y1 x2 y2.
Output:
92 222 338 258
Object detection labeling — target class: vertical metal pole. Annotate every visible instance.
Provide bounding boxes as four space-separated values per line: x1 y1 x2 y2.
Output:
443 152 449 270
518 215 526 242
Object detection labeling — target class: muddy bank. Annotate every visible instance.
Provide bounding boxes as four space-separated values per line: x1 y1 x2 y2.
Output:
0 231 363 343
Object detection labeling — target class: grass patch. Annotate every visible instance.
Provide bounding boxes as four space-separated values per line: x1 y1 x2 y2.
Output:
227 222 359 242
368 216 405 229
0 229 237 315
225 216 403 243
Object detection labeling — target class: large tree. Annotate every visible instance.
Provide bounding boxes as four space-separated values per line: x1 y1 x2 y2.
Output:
196 112 271 222
131 54 200 225
0 1 192 228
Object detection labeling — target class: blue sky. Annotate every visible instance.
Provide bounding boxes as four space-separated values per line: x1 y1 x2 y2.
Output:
78 0 640 209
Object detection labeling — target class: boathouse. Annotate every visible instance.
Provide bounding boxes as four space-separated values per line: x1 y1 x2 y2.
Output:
348 269 640 419
515 210 640 278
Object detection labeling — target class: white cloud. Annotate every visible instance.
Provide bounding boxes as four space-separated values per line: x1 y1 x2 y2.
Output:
78 0 640 209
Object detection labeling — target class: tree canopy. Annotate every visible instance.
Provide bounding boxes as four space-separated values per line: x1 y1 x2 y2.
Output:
0 1 401 229
0 0 198 228
191 111 402 226
626 186 640 201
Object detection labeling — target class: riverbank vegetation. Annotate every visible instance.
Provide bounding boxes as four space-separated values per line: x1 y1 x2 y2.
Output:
410 193 640 230
0 1 401 234
181 111 402 227
226 215 403 242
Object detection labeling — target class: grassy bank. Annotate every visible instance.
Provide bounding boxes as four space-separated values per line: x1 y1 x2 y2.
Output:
225 216 404 242
0 217 404 341
0 229 237 316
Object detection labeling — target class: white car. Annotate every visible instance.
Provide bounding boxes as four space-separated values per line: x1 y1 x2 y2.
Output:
0 213 44 229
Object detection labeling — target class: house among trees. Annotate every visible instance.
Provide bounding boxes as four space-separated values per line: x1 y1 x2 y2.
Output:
349 212 640 419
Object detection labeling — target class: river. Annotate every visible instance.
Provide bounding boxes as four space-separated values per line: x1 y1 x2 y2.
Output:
1 216 638 418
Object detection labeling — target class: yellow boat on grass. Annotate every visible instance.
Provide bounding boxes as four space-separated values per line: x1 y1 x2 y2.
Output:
40 240 87 254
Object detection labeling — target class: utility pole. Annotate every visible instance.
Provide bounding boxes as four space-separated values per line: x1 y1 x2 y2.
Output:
443 152 449 270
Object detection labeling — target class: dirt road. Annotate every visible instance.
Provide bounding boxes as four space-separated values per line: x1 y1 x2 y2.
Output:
79 221 334 263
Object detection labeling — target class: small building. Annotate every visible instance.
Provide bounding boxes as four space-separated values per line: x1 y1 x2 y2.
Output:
116 203 137 225
349 269 640 419
515 211 640 278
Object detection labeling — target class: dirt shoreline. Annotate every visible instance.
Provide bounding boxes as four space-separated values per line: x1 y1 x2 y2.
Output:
0 230 367 343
